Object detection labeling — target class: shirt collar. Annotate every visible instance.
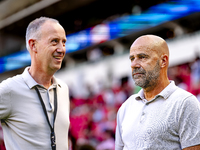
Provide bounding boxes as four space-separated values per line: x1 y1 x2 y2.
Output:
22 67 61 89
136 81 178 101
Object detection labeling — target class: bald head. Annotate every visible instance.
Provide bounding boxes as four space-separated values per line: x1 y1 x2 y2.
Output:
129 35 170 91
131 35 169 57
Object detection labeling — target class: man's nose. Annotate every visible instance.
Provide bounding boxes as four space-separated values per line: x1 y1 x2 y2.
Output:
57 42 66 53
131 59 141 69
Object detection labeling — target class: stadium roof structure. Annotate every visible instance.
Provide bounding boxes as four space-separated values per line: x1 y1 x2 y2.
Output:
0 0 200 73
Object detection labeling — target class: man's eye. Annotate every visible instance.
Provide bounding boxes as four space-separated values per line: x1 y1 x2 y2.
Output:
63 40 66 44
139 55 146 59
52 39 58 43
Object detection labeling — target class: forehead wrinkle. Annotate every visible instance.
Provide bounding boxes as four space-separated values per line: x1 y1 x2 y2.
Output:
130 44 154 57
40 21 66 41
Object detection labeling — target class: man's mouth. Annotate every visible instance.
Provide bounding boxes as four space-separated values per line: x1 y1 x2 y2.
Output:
132 72 145 79
133 72 144 76
54 56 62 59
53 54 64 59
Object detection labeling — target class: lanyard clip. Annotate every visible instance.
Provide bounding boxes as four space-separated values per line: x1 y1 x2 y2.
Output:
51 132 56 149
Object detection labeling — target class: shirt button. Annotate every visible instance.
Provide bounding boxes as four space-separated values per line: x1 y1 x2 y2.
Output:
140 112 145 122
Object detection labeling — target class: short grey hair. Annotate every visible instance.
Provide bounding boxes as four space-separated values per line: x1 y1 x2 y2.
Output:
25 16 59 51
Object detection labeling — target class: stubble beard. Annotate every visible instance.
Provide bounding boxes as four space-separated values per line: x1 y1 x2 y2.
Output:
132 61 161 89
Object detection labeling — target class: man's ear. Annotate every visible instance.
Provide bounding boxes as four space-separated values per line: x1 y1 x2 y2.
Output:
29 39 37 53
161 54 168 68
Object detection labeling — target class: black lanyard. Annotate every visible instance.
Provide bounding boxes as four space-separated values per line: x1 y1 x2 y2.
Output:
35 86 57 150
